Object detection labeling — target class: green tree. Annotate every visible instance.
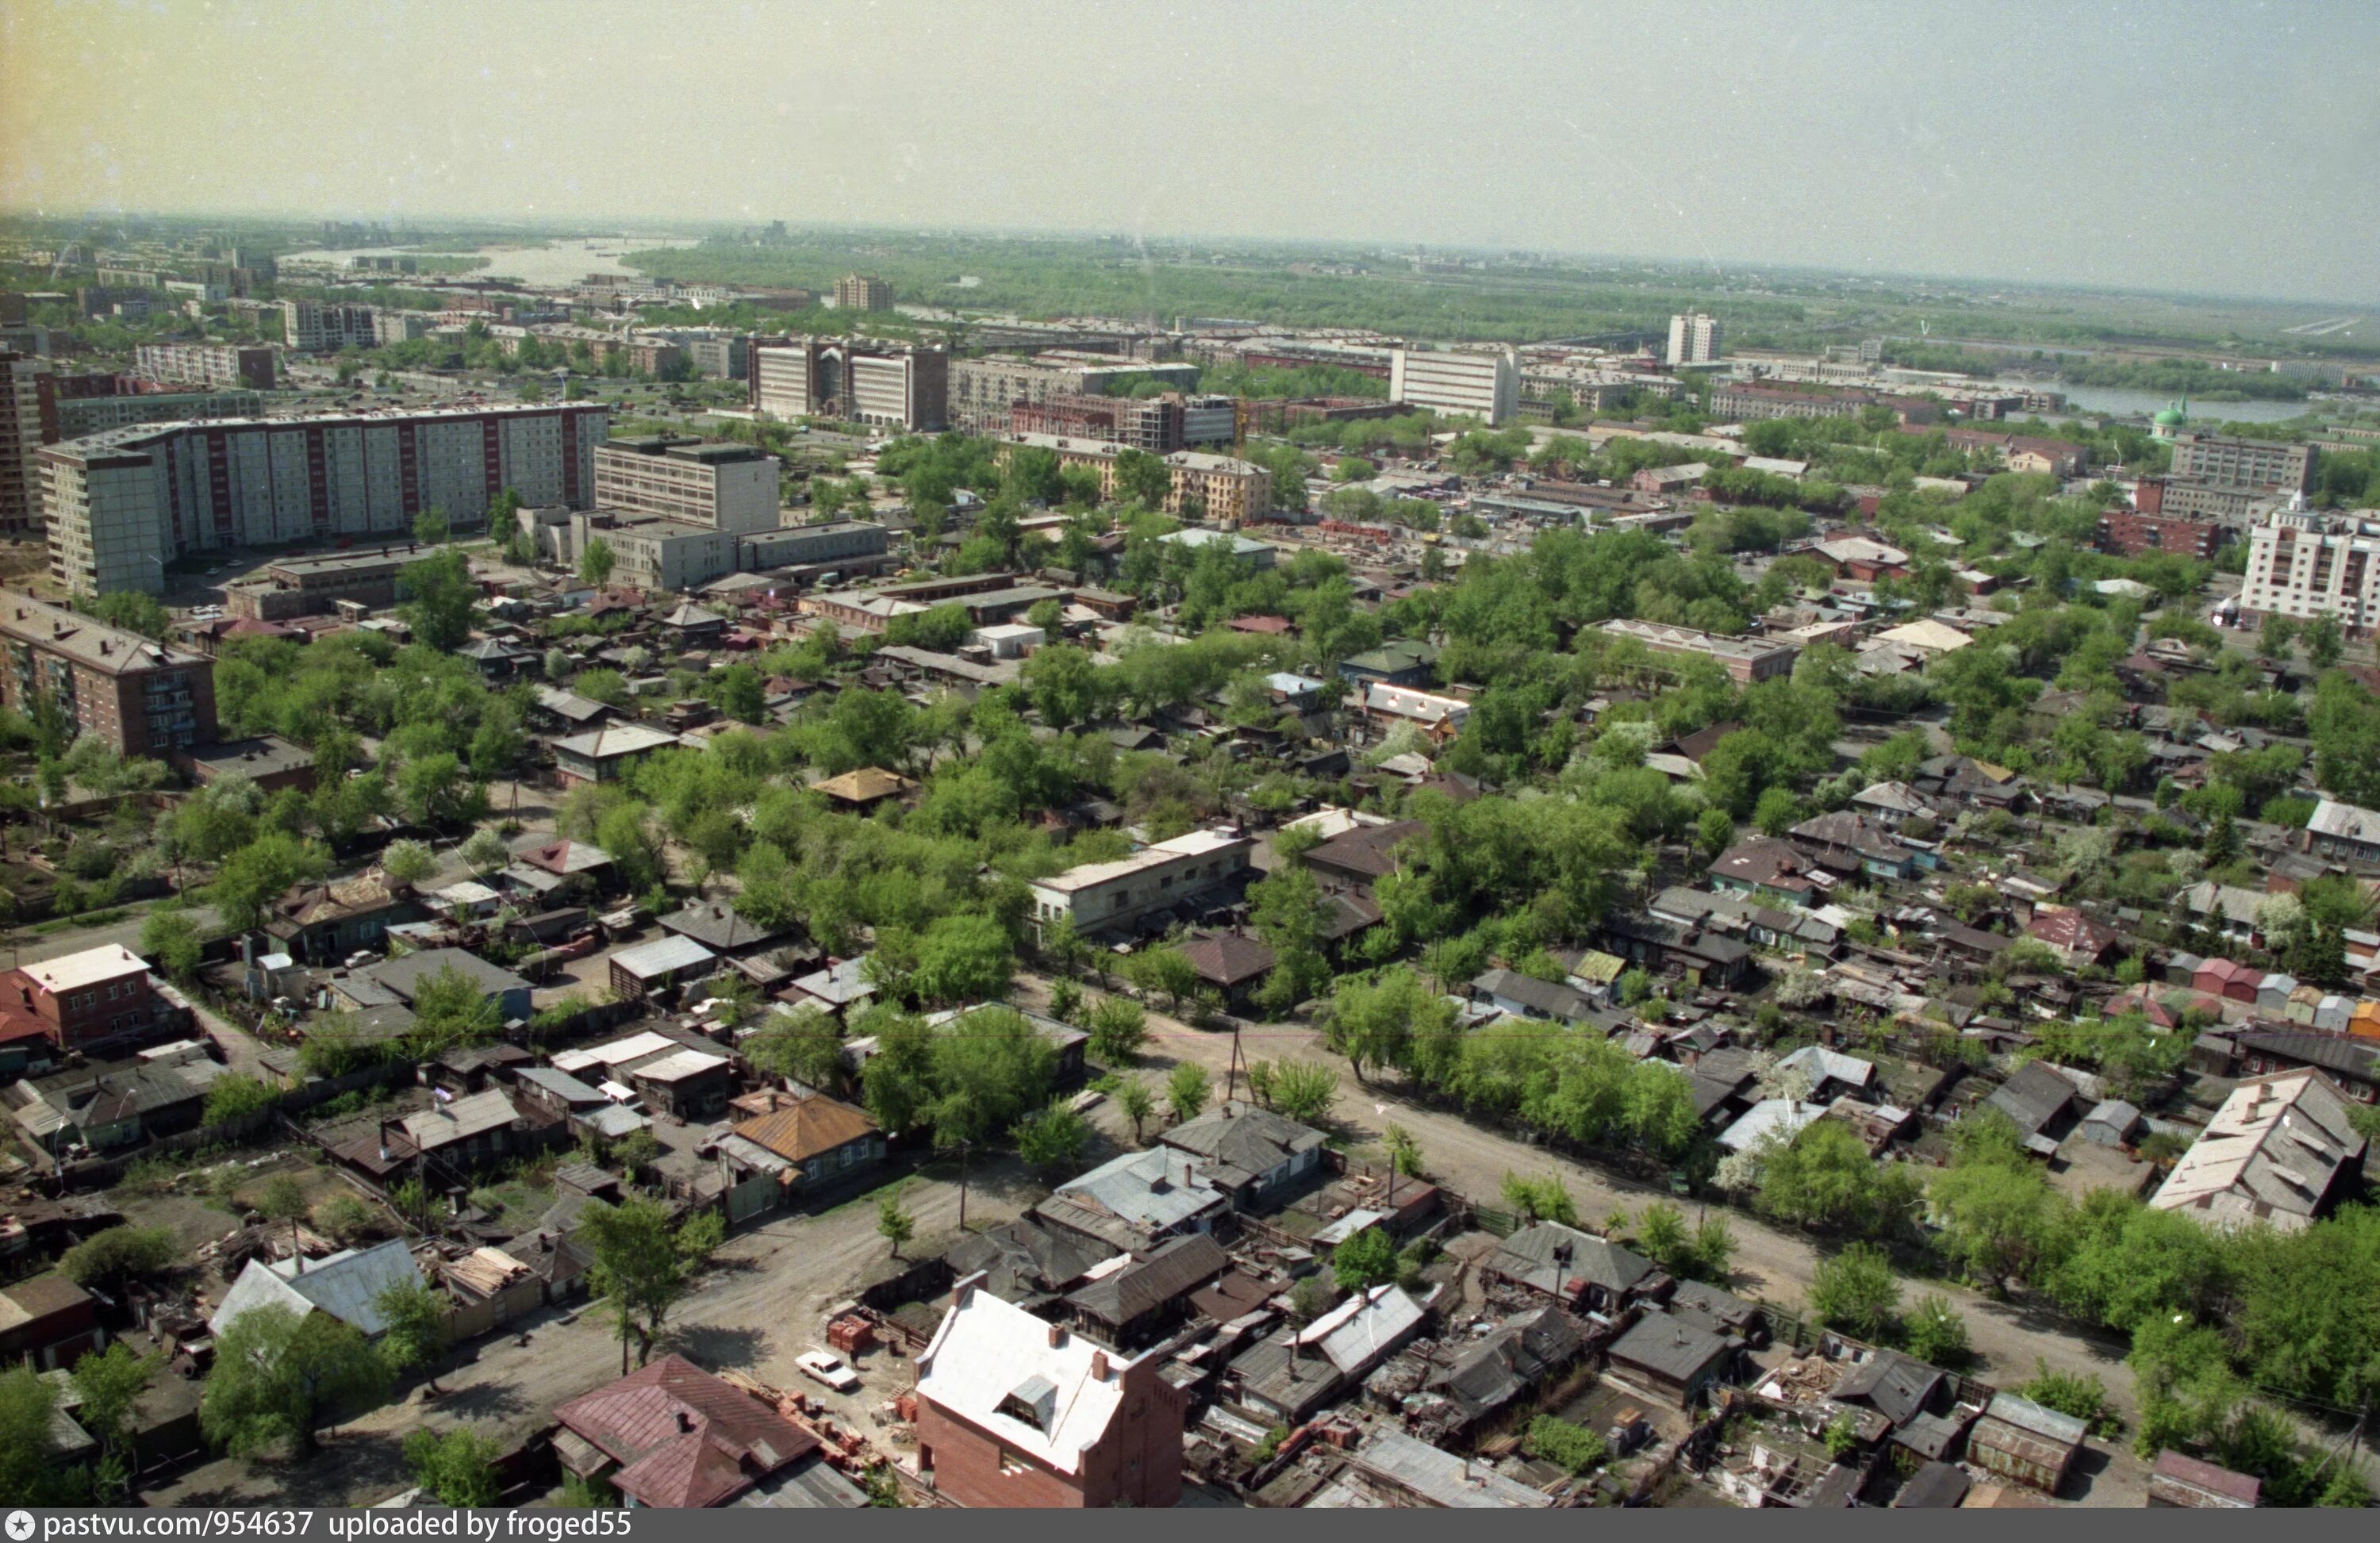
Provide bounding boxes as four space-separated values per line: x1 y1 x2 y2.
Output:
257 1173 309 1259
402 1427 504 1507
0 1367 70 1506
209 831 328 932
579 1197 698 1371
201 1303 390 1457
1166 1061 1211 1123
1123 944 1198 1013
69 1341 159 1499
1808 1243 1902 1339
1331 1226 1398 1291
909 912 1014 1006
138 908 209 982
744 1004 846 1091
1116 1078 1156 1144
381 837 438 886
1758 1120 1920 1238
580 537 617 588
399 549 478 651
1522 1415 1607 1475
60 1225 179 1293
458 827 511 873
1012 1100 1092 1174
1084 996 1149 1063
1636 1200 1690 1274
1384 1123 1423 1178
1269 1059 1339 1126
1929 1145 2065 1295
1112 447 1172 508
374 1279 451 1394
2302 612 2344 670
877 1185 916 1258
1500 1172 1579 1226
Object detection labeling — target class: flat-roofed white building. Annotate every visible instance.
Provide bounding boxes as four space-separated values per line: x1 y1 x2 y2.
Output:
1027 827 1253 939
1388 345 1518 426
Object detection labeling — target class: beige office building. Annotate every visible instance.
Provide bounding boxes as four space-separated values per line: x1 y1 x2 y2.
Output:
592 436 781 537
1388 345 1519 425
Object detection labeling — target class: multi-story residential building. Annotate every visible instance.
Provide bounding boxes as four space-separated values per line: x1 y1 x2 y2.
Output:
2 944 169 1057
685 335 747 382
1388 345 1518 424
280 300 378 351
1667 311 1724 366
1026 827 1253 940
750 340 946 430
0 593 217 754
1707 382 1940 426
833 273 893 313
133 343 278 391
993 434 1272 524
2100 509 2221 560
2134 474 2276 527
2240 508 2380 631
591 436 781 537
56 388 262 440
371 311 433 346
1 352 56 536
2170 432 2316 493
1012 393 1185 454
1599 617 1799 683
946 354 1201 432
39 402 609 595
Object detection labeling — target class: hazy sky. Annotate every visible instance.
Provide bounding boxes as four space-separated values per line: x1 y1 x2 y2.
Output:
4 0 2374 302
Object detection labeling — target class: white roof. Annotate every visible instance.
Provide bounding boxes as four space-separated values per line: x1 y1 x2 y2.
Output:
916 1282 1130 1475
393 1088 520 1149
1875 619 1973 654
553 723 680 759
1365 683 1471 725
631 1047 730 1083
1777 1045 1877 1090
209 1238 424 1339
1302 1284 1426 1377
552 1030 680 1075
1281 807 1392 842
1718 1098 1830 1153
20 944 148 996
1031 827 1248 896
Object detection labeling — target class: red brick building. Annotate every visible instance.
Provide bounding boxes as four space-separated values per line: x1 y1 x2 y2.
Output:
5 943 165 1055
914 1275 1187 1508
2100 509 2221 560
0 594 217 756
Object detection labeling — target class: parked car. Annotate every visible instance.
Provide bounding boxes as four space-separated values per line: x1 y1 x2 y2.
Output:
797 1350 860 1394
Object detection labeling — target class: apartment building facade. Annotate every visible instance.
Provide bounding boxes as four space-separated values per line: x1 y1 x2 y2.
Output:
1012 393 1186 454
1599 617 1800 683
834 273 893 312
2240 509 2380 631
751 339 949 430
280 300 378 352
1667 311 1724 366
56 388 262 440
0 352 56 536
1708 383 1940 426
591 436 781 536
1026 827 1254 939
0 593 217 754
132 343 277 391
994 434 1272 524
2099 510 2221 560
39 402 609 595
1388 346 1519 425
2170 432 2316 493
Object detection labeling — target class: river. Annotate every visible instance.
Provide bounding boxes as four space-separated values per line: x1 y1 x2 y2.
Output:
279 235 695 289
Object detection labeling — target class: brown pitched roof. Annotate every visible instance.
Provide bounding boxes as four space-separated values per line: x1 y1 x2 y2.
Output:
1304 819 1427 881
1179 933 1276 988
732 1095 879 1165
553 1353 819 1508
812 767 916 804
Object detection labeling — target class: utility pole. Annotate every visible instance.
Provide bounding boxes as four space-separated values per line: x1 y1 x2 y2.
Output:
956 1138 972 1232
1226 1022 1246 1107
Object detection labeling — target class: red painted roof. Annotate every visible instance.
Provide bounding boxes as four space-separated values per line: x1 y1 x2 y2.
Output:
552 1354 819 1508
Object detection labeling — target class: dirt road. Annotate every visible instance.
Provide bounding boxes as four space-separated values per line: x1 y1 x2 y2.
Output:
144 1156 1040 1507
1012 973 2143 1418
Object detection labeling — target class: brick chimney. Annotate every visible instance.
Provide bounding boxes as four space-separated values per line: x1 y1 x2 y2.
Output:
1046 1322 1065 1349
1090 1350 1109 1381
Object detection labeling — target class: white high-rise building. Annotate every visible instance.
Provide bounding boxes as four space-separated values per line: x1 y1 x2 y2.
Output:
591 435 781 537
1667 312 1723 367
2240 505 2380 633
1388 346 1518 425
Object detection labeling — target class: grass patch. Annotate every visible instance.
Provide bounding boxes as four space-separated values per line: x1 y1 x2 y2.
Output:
29 907 132 935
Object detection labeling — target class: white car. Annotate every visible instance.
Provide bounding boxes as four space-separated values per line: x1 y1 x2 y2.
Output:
797 1350 861 1394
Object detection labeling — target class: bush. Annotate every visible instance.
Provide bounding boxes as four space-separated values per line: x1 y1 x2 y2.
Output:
2018 1361 2122 1437
1808 1243 1901 1339
60 1225 179 1291
1902 1294 1970 1366
203 1073 278 1126
1522 1415 1608 1474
